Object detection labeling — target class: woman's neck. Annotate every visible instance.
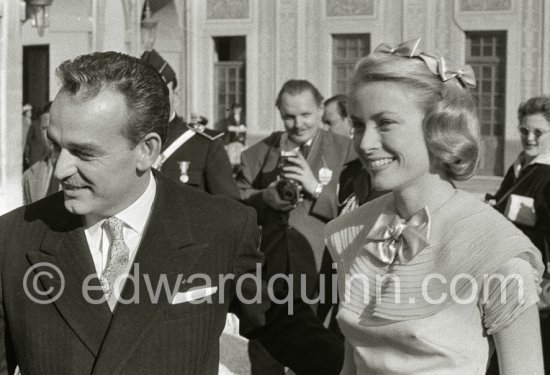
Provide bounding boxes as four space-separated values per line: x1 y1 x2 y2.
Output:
521 152 536 167
393 174 455 219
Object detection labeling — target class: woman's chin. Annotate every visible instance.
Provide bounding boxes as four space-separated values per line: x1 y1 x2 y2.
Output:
523 148 540 158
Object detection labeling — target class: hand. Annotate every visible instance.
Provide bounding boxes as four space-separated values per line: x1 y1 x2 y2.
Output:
281 153 319 196
262 181 296 212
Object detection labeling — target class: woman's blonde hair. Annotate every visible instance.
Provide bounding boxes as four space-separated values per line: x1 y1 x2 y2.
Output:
349 50 480 181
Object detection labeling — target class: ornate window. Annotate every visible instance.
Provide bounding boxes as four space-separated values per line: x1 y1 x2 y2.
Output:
466 31 507 176
332 34 370 95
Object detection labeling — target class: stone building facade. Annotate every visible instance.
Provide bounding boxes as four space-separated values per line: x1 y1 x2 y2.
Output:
1 0 550 213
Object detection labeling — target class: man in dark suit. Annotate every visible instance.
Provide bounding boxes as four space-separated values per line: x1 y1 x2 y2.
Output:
0 53 342 375
237 79 354 374
140 49 239 199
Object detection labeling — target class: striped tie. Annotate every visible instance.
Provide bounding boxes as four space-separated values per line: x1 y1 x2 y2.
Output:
101 217 129 298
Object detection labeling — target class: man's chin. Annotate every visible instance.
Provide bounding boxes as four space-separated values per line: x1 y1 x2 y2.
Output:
63 198 90 216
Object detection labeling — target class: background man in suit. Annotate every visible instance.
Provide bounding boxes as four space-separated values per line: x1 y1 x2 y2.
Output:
22 101 59 204
237 79 354 374
322 95 353 138
140 49 239 199
0 53 342 375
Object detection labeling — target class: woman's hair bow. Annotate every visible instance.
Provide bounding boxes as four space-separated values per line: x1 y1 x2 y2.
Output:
372 38 476 89
437 58 477 88
373 38 423 58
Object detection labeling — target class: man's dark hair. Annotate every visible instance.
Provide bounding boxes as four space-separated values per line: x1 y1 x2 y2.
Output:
56 51 170 145
518 96 550 123
275 79 324 109
324 95 349 118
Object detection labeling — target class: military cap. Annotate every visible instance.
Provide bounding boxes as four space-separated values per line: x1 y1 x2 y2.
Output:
140 49 177 86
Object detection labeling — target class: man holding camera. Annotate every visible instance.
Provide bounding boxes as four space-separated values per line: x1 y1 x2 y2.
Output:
237 79 354 374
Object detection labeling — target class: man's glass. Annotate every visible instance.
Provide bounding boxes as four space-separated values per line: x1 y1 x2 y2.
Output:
518 127 550 138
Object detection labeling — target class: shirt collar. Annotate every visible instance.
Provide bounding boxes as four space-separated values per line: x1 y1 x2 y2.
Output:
83 171 157 234
280 131 316 151
513 151 550 177
169 111 177 122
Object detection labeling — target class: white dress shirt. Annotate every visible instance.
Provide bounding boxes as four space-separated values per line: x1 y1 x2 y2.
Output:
83 173 156 308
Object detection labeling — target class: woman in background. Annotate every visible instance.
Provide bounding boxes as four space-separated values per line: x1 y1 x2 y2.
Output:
489 96 550 374
325 39 544 374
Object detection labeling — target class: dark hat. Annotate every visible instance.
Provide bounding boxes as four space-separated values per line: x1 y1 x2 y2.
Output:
140 49 176 86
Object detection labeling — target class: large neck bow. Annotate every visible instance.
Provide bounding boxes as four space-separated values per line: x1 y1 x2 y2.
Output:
364 207 431 265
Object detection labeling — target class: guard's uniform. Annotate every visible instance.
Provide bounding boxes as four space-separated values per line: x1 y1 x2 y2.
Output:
158 115 240 200
140 48 240 200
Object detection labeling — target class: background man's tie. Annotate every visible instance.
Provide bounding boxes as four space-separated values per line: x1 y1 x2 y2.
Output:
101 216 129 298
300 143 311 158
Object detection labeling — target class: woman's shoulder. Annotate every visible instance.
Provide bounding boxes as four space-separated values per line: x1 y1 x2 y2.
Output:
434 189 544 282
434 189 520 236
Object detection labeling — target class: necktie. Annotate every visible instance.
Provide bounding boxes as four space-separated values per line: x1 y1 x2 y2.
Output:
364 207 431 265
101 217 129 298
300 143 310 158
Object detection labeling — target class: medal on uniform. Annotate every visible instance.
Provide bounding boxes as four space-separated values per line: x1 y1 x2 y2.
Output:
318 167 333 185
178 161 190 183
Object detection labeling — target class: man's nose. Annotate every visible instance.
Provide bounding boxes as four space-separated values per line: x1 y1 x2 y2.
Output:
526 131 537 143
53 149 77 181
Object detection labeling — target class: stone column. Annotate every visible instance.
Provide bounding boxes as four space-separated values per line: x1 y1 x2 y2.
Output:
121 0 143 56
0 0 24 214
521 0 543 100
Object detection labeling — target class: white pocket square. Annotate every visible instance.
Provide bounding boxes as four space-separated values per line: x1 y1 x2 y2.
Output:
171 286 218 305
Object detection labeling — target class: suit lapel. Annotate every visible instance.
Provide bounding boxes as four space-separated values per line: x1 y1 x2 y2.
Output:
26 210 113 357
259 133 283 189
306 129 325 177
91 173 209 374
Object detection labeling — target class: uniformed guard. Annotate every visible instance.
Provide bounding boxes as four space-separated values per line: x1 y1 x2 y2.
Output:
140 49 239 199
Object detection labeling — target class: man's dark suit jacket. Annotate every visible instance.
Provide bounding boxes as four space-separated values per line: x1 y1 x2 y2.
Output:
159 115 240 199
0 172 343 375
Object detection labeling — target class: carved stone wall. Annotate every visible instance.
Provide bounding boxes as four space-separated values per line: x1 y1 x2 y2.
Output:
121 0 142 55
276 0 298 84
207 0 249 20
403 0 427 41
326 0 374 17
382 1 402 45
520 0 542 99
257 0 278 132
434 1 461 67
459 0 512 12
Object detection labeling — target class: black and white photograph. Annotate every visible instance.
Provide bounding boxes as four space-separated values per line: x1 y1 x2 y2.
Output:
0 0 549 374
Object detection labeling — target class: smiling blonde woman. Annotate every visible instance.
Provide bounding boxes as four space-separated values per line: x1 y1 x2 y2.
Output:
325 39 545 375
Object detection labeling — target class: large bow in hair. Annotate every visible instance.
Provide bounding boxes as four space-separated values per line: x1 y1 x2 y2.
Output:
364 207 431 265
437 58 477 88
373 38 423 58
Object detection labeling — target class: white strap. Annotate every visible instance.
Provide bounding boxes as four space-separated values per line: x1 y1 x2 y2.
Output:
153 130 196 169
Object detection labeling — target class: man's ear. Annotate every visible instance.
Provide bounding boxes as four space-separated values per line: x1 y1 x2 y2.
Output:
136 132 162 172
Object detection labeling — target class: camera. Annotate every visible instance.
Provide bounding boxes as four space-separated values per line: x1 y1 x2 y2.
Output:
276 151 302 205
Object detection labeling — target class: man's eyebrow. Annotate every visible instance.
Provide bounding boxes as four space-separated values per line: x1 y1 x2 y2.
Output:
371 111 399 120
66 141 105 154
